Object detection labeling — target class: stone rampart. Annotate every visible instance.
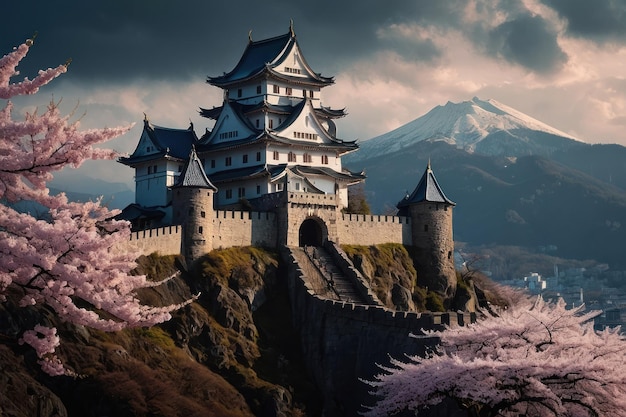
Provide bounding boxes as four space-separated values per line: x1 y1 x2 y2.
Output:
282 247 474 416
337 213 411 246
211 210 277 249
126 225 182 255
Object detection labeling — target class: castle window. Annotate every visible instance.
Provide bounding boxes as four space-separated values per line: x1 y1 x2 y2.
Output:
273 85 279 94
448 251 452 259
321 155 329 164
200 211 206 218
286 87 292 95
288 152 296 162
273 151 279 160
243 154 248 163
309 90 314 98
153 165 158 173
302 89 307 97
225 157 232 166
256 185 261 194
226 189 233 199
256 151 261 161
295 182 300 191
198 226 203 234
211 159 215 168
256 85 262 94
237 88 242 98
269 119 274 129
303 153 312 163
238 187 246 198
256 119 259 128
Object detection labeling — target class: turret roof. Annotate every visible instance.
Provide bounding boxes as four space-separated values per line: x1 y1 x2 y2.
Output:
119 118 197 166
207 24 333 88
397 162 455 208
173 147 217 190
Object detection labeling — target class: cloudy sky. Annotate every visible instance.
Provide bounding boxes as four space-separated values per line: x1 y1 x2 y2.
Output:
3 0 626 189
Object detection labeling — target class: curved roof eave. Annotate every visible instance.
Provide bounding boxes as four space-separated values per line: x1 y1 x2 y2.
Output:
207 30 293 87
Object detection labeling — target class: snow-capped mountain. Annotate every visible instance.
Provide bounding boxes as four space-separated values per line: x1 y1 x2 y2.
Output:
350 97 582 161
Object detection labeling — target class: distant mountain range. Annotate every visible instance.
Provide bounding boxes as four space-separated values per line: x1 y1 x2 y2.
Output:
344 97 626 269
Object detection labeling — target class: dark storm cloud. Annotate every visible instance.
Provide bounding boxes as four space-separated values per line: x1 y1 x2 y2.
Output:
1 0 465 84
541 0 626 42
486 14 568 74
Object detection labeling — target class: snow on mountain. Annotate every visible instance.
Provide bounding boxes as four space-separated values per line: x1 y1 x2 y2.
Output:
350 97 581 161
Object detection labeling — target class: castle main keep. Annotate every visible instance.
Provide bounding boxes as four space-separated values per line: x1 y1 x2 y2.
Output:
119 24 457 297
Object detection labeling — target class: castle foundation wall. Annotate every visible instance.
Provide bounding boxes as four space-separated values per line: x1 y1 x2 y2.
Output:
337 213 411 246
126 226 182 256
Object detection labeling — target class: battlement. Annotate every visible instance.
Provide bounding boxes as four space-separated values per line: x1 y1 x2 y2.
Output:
127 225 182 256
287 191 338 207
341 213 409 224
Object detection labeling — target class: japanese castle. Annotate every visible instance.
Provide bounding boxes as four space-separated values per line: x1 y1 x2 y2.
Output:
119 23 365 228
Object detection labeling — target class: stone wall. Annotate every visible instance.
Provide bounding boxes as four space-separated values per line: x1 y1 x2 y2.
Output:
282 247 474 416
127 225 182 255
211 210 278 249
337 213 411 246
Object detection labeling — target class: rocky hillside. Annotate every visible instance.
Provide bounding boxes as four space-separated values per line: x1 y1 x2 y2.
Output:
1 246 512 416
0 249 318 417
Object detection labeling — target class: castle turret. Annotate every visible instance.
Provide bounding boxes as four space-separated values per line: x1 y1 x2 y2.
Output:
172 146 217 268
397 162 456 300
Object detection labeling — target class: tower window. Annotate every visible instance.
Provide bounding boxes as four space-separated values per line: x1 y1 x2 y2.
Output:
211 159 215 168
309 90 314 98
226 189 233 199
243 154 248 163
303 153 312 163
321 155 329 164
256 151 261 161
288 152 296 162
198 226 203 234
201 211 206 218
269 119 274 129
237 88 242 98
302 89 307 97
256 119 259 128
273 151 279 160
286 87 292 95
256 185 261 194
238 187 246 198
256 85 262 94
273 85 279 94
225 157 232 166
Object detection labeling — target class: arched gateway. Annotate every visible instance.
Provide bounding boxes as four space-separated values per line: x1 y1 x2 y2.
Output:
299 217 327 247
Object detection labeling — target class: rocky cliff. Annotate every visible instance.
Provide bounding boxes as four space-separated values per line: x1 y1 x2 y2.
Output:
0 249 318 417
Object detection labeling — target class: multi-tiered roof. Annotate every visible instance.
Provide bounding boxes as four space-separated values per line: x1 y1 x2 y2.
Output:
196 23 364 206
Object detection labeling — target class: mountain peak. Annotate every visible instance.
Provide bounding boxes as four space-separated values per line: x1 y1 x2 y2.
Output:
351 97 581 161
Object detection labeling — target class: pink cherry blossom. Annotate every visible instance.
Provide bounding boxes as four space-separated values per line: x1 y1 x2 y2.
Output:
1 38 192 376
364 297 626 417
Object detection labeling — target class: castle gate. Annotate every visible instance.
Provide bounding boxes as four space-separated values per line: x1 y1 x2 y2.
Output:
299 217 326 246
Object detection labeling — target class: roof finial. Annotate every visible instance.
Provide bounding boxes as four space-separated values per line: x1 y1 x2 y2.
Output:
248 30 253 42
427 158 431 171
289 19 294 36
143 112 150 125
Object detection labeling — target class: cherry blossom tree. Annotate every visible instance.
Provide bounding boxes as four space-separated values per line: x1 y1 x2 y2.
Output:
364 297 626 417
1 37 190 375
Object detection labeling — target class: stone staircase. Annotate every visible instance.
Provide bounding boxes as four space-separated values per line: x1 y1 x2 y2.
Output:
304 246 368 304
